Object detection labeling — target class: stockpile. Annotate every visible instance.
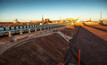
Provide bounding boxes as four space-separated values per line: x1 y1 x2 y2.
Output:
60 28 73 37
82 23 107 32
64 26 107 65
82 24 107 41
87 25 107 32
0 33 69 65
92 25 107 30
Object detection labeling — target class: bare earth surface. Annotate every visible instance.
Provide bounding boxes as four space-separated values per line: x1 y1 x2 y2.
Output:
0 27 65 55
0 33 69 65
64 25 107 65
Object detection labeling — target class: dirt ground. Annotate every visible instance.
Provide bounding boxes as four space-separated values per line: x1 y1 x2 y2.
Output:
60 28 73 37
82 24 107 41
0 33 69 65
64 26 107 65
83 23 107 32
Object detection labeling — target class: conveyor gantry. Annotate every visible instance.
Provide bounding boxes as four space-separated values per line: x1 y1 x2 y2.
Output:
0 24 65 37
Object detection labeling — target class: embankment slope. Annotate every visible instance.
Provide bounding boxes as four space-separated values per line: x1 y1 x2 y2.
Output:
0 33 69 65
64 26 107 65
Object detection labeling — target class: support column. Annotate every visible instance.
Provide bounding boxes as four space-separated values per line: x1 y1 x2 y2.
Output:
28 29 31 33
20 30 23 35
8 31 12 37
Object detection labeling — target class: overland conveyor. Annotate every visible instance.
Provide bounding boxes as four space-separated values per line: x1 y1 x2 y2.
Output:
0 23 66 37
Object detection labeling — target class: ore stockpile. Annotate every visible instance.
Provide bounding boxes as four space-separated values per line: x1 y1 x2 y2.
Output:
64 24 107 65
0 33 69 65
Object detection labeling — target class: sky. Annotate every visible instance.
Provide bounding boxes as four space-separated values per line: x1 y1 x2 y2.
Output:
0 0 107 22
